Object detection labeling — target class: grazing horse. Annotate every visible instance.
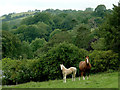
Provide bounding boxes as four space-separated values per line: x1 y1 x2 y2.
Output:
60 64 77 83
79 56 91 80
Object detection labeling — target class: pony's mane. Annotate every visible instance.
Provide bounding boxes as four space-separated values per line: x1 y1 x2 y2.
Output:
61 64 67 70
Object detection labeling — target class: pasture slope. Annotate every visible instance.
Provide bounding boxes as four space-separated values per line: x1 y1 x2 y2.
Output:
3 71 118 88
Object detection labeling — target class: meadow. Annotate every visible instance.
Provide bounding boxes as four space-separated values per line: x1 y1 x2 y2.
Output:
3 71 118 88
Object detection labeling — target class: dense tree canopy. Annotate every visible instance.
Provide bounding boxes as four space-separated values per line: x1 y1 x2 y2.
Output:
2 4 119 59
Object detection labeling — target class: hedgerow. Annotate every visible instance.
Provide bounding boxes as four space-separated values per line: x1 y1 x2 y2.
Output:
2 43 119 85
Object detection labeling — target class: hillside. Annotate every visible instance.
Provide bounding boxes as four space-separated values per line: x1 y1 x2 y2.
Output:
3 72 118 88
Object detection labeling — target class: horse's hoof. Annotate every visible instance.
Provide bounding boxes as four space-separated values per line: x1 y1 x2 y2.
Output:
83 77 85 80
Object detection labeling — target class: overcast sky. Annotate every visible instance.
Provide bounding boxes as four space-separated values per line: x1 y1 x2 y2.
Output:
0 0 119 16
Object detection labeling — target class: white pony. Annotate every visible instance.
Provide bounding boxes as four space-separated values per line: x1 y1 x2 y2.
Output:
60 64 77 83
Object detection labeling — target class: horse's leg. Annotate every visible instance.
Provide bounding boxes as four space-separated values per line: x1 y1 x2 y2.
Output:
81 72 84 80
83 72 86 80
79 69 81 80
87 70 90 80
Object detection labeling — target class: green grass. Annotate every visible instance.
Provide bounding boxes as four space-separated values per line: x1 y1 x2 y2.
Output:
3 72 118 88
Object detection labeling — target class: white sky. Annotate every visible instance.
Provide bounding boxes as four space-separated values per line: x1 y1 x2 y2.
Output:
0 0 119 16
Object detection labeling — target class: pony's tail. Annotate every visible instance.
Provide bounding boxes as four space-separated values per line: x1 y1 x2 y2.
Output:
75 68 77 75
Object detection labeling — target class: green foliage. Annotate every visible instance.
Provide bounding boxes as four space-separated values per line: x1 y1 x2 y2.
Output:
14 22 52 42
2 58 35 85
85 8 93 12
49 31 72 46
21 12 54 29
2 22 9 30
61 14 78 30
89 50 119 73
49 29 61 39
30 38 47 52
21 41 33 59
36 22 52 41
75 24 92 49
91 38 106 50
15 25 39 42
52 15 63 29
94 4 107 18
99 4 120 55
2 31 21 59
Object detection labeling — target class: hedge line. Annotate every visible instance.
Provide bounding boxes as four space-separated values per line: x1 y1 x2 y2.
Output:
2 43 119 85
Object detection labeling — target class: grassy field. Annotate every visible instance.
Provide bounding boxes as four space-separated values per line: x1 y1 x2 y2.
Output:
2 71 118 88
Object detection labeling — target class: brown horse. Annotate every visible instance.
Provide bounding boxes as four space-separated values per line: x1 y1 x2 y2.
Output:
79 56 91 80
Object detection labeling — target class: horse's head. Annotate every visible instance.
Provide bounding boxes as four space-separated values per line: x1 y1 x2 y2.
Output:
60 64 63 70
85 56 89 64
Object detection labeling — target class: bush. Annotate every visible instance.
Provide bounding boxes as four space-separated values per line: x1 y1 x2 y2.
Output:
89 50 119 73
2 58 36 85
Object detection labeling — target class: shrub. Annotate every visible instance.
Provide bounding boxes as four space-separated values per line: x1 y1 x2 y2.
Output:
2 58 35 85
89 50 119 73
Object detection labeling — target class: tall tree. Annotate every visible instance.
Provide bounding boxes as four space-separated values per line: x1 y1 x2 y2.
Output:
75 24 92 49
30 38 47 52
2 31 21 59
94 4 107 18
99 3 120 55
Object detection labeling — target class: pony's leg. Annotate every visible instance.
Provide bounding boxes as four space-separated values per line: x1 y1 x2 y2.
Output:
74 69 77 81
63 74 66 83
64 74 66 83
72 74 73 81
74 72 76 81
63 75 64 83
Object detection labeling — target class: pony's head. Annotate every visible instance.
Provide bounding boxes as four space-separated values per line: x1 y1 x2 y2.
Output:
85 56 89 64
60 64 63 70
